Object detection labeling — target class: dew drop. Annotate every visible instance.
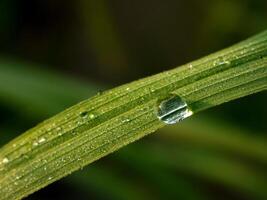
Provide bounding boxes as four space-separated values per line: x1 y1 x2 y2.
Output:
79 111 88 118
89 113 95 119
38 137 46 143
122 118 130 123
188 64 193 69
80 111 95 120
157 95 193 124
219 60 230 65
149 87 156 93
32 141 39 147
2 157 9 164
214 58 231 66
96 91 102 96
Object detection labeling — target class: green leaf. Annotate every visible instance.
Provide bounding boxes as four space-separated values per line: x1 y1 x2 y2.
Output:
163 117 267 165
117 143 267 199
0 60 103 118
0 30 267 200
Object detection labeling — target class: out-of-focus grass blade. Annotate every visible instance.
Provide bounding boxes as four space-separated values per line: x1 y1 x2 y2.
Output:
66 165 151 200
162 117 267 165
111 145 208 200
117 143 267 199
0 59 104 118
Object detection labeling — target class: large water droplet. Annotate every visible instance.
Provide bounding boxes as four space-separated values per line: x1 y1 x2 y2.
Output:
157 95 193 124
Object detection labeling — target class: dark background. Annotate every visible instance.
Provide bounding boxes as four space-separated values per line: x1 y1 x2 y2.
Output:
0 0 267 199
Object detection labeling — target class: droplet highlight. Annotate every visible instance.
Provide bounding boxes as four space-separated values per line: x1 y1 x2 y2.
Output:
2 157 9 164
157 95 193 124
38 137 46 143
213 57 231 67
89 113 95 119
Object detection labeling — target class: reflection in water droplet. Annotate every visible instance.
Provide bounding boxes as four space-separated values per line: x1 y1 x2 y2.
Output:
157 95 193 124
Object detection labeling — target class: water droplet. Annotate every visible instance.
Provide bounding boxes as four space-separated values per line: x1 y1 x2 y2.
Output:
80 111 95 120
188 64 193 69
149 87 156 93
32 141 39 147
23 154 30 159
89 113 95 119
122 118 130 123
38 137 46 143
157 95 193 124
2 157 9 164
219 60 230 65
79 111 88 118
214 57 231 66
77 120 83 125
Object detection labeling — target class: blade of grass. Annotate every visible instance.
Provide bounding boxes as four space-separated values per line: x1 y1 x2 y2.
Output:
1 59 267 164
0 61 213 200
1 58 267 165
1 64 260 200
0 60 104 118
67 165 151 200
79 0 129 72
117 144 267 199
162 117 267 165
0 30 267 200
111 146 209 200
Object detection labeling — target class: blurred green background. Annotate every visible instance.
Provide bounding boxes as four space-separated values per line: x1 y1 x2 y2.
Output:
0 0 267 199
